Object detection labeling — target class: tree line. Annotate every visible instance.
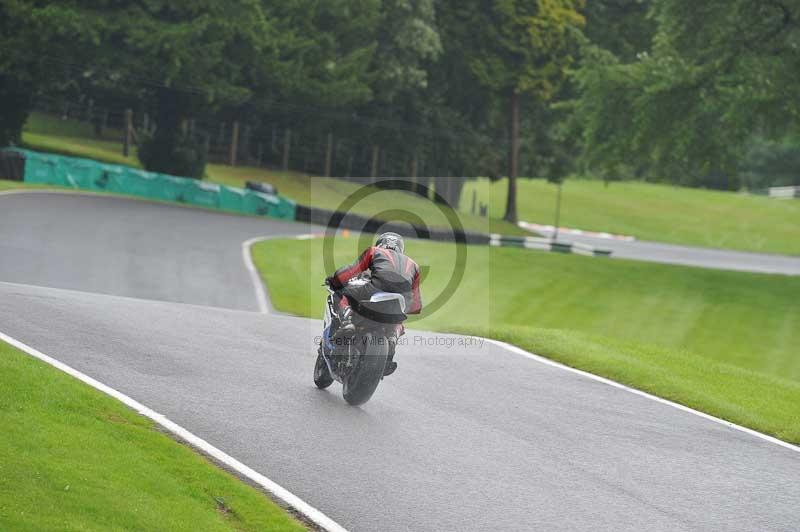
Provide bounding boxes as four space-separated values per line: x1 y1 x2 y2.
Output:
1 1 797 221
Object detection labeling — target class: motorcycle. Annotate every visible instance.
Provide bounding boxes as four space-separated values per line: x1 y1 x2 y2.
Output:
314 280 406 406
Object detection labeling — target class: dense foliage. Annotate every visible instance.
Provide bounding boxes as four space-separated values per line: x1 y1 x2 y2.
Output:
0 0 797 200
574 0 800 190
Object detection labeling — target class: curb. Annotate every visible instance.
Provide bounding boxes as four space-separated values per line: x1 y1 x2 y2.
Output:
488 234 612 257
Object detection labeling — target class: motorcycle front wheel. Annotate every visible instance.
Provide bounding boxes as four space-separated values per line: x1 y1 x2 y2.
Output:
342 333 389 406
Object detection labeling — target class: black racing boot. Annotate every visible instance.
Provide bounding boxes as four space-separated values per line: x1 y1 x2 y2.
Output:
334 306 355 340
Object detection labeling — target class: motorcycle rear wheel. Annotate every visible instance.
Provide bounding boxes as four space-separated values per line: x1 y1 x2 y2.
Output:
342 333 389 406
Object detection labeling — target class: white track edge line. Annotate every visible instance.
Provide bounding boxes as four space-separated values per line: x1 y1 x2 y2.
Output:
242 234 315 315
0 330 349 532
242 237 273 314
485 338 800 454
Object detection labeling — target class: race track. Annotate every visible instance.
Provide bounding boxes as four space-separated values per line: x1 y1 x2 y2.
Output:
1 192 798 532
534 227 800 275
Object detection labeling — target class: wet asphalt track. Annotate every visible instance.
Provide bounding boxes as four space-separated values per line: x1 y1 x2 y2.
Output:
0 192 798 532
534 228 800 275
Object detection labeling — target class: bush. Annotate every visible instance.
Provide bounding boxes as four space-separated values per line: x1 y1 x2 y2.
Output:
137 131 206 179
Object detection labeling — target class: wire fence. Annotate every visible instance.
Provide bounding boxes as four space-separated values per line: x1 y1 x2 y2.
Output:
29 95 478 182
26 95 495 211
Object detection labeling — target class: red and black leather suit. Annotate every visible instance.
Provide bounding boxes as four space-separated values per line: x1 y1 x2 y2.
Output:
327 246 422 315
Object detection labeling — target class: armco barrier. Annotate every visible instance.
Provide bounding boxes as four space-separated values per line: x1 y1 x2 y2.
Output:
3 148 296 221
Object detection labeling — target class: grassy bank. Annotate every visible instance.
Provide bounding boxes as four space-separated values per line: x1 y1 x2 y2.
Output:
463 178 800 255
0 340 306 532
0 180 43 192
252 237 800 443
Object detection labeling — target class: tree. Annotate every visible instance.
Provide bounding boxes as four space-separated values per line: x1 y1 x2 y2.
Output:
447 0 585 222
0 1 82 146
575 0 800 189
2 0 275 177
356 0 443 178
583 0 653 62
740 135 800 189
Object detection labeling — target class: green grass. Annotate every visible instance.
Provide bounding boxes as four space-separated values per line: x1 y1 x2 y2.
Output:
22 132 139 167
464 177 800 255
0 179 51 191
24 112 124 140
22 112 137 166
252 237 800 443
0 340 306 532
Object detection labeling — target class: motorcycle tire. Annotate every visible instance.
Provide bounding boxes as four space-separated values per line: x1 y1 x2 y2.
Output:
342 333 389 406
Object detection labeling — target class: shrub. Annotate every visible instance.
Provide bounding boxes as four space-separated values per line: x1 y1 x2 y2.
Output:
137 131 206 179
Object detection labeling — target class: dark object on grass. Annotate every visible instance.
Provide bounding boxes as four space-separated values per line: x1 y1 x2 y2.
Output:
245 181 278 195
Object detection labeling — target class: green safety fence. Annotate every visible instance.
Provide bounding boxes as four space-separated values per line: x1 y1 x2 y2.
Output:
3 148 296 220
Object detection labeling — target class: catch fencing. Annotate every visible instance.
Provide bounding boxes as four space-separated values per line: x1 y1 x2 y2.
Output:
30 97 468 180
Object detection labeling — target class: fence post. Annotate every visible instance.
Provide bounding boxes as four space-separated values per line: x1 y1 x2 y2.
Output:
282 129 292 171
324 131 333 177
471 189 477 214
123 109 133 157
230 121 240 166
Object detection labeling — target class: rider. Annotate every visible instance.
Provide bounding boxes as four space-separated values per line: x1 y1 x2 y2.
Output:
325 232 422 373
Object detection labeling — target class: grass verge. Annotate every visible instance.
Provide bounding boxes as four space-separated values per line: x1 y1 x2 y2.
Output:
252 237 800 444
464 177 800 256
0 179 56 192
0 340 306 532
